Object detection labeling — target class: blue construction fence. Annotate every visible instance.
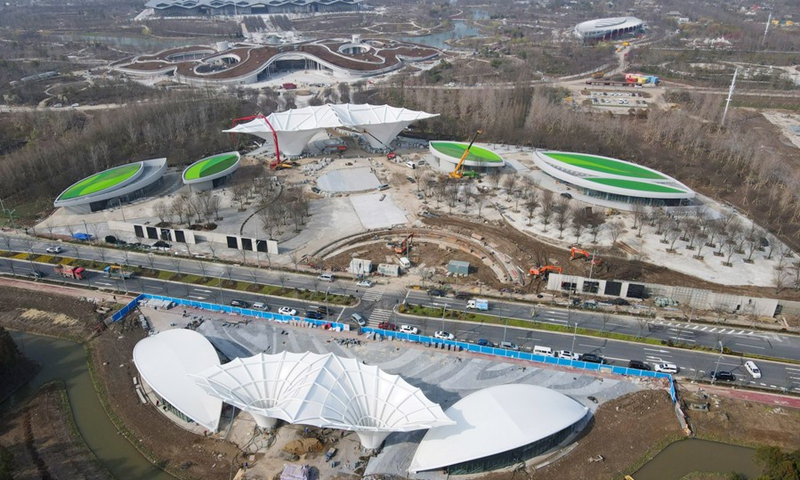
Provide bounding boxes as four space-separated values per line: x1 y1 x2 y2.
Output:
110 293 349 330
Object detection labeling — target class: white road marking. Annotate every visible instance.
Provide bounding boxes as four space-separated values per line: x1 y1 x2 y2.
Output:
735 343 765 349
188 295 206 300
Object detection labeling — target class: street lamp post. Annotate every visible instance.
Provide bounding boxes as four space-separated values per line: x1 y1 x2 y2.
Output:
441 303 448 331
502 317 508 344
711 340 724 385
570 320 578 353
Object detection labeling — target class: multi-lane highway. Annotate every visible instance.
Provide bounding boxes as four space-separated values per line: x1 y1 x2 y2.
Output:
2 236 799 394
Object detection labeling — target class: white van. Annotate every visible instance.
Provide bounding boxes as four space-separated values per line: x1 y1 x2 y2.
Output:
318 273 334 282
405 160 416 169
744 360 762 378
398 257 411 268
533 345 554 357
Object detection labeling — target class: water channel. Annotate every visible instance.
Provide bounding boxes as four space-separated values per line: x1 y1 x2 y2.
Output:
399 20 482 50
632 438 761 480
2 331 174 480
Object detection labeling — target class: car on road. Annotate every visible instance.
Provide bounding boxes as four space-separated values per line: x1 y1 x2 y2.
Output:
378 322 397 331
453 292 471 300
399 325 419 334
306 311 325 320
744 360 762 379
654 363 679 374
46 245 63 254
317 273 334 282
230 299 249 308
499 341 519 350
278 306 297 316
710 370 736 382
427 289 447 297
560 192 573 199
628 360 651 371
252 302 269 310
356 280 373 288
555 350 580 360
316 306 334 316
434 331 455 340
350 313 367 327
26 271 44 279
579 353 605 364
477 339 494 347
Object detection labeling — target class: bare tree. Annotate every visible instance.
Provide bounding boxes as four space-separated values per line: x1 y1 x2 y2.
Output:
145 253 156 272
539 191 555 232
170 194 189 224
631 203 648 237
571 206 589 244
170 256 183 276
553 198 572 240
524 193 539 226
153 201 170 225
682 217 701 250
667 227 682 252
277 271 287 290
724 233 740 266
502 175 517 202
197 259 210 280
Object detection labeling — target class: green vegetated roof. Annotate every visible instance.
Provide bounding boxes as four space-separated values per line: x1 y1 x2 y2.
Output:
587 177 686 193
184 153 239 180
59 163 142 200
543 152 665 180
430 141 503 163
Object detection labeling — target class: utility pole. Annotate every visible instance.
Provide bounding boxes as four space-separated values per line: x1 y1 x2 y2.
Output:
762 13 772 47
720 67 739 129
441 303 448 331
711 341 724 385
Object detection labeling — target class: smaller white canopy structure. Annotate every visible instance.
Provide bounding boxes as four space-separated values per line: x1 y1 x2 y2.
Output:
222 104 438 156
192 351 454 449
132 329 223 432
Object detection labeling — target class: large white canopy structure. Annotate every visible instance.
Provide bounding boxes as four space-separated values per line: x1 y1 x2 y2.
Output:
223 104 438 156
132 329 223 432
192 351 454 449
409 384 588 473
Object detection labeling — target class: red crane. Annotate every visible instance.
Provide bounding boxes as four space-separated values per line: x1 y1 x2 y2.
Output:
230 114 283 169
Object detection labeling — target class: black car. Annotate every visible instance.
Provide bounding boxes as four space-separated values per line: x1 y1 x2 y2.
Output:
710 370 736 382
628 360 651 371
316 306 335 316
453 292 471 300
427 289 447 297
306 311 325 320
26 271 44 279
579 353 605 364
560 192 573 199
230 299 250 308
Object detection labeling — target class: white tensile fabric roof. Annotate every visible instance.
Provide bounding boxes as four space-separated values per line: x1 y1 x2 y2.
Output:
132 329 223 432
409 384 588 473
222 104 438 156
192 351 454 449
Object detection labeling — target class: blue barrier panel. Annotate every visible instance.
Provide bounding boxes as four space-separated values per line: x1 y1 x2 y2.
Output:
110 293 146 323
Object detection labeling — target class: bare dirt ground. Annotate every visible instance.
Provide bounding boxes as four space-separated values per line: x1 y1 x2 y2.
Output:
0 381 113 480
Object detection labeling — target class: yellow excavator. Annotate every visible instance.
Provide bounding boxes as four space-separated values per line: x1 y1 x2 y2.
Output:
449 130 483 179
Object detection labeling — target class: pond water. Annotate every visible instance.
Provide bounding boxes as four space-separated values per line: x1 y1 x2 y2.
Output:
2 331 174 480
633 438 761 480
399 20 482 50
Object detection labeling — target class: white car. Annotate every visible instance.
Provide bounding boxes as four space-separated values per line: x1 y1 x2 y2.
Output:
654 363 679 374
434 331 455 340
278 307 297 316
356 280 373 288
555 350 580 360
46 246 63 253
252 302 269 310
744 360 762 379
399 325 419 334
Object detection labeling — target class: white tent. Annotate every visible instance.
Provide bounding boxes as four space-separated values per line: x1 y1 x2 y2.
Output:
192 351 454 449
223 104 438 156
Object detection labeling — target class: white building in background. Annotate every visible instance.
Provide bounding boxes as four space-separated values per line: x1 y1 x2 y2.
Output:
192 351 454 449
223 104 438 157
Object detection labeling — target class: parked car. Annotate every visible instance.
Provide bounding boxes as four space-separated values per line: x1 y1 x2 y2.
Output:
356 280 373 288
252 302 269 310
399 325 419 334
350 313 367 327
710 370 736 382
477 338 494 347
654 363 679 374
560 192 573 199
555 350 580 360
316 306 334 316
579 353 605 364
27 271 44 279
306 311 325 320
45 245 63 254
378 322 397 331
453 292 471 300
500 341 519 350
427 289 447 297
278 306 297 316
434 331 455 340
230 299 249 308
744 360 762 379
628 360 651 371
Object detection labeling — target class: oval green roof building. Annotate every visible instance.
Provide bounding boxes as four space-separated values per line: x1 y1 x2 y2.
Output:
182 151 241 191
58 164 142 201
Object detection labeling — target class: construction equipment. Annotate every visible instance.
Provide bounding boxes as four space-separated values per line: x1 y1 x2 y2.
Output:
54 264 85 279
449 130 483 179
230 114 283 169
103 265 133 279
529 265 563 278
570 247 603 265
394 234 414 255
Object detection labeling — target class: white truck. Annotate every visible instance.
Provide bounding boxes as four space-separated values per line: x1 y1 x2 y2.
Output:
466 298 489 311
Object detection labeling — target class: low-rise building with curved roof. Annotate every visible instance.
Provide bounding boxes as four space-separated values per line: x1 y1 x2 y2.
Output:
182 151 241 191
533 150 694 206
133 329 223 432
574 17 645 42
54 158 167 214
409 384 588 474
428 141 505 174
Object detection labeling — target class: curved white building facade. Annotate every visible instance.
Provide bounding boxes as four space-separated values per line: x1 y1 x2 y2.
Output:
574 17 644 42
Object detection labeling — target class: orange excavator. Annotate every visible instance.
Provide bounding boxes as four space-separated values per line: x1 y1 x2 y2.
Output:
395 233 414 255
529 265 563 278
570 246 603 265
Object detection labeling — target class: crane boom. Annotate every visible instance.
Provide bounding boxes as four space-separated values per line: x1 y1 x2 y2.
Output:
449 130 483 179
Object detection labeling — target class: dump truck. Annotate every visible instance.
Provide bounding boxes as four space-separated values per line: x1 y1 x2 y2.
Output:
466 298 489 311
54 264 85 279
103 265 133 279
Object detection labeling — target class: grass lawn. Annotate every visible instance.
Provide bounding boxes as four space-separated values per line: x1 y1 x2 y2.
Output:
183 153 238 180
430 142 503 163
587 177 686 193
544 152 665 179
58 164 141 200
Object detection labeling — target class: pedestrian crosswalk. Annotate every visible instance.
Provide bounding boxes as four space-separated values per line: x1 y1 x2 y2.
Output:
651 320 754 337
361 288 385 302
369 308 393 326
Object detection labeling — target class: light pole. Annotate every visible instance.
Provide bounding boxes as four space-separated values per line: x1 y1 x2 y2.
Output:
502 316 508 344
441 303 448 331
711 340 724 385
570 321 578 353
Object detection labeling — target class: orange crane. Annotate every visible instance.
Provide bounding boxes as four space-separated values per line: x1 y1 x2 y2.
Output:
449 130 483 179
570 246 603 265
395 233 414 254
529 265 563 277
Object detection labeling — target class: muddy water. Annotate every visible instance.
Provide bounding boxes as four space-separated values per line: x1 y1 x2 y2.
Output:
633 438 761 479
3 331 174 480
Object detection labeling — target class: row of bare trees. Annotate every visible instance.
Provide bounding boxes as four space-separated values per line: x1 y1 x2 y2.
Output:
153 192 222 227
257 187 309 239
